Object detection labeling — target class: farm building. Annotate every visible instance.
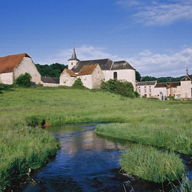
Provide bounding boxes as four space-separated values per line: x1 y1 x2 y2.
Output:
0 53 41 84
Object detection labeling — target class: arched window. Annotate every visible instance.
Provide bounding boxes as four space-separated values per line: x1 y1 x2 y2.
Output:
114 72 117 79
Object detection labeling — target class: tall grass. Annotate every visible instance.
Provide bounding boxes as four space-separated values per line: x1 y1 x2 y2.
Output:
95 119 192 155
120 145 185 183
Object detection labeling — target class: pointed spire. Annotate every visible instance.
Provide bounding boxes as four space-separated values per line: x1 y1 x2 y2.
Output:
68 48 79 61
186 68 189 76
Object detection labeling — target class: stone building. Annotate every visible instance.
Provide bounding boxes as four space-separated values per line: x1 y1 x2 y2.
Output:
60 69 77 87
68 48 136 89
136 81 157 98
77 64 105 89
0 53 41 84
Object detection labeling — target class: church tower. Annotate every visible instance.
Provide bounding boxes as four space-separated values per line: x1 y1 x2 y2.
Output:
68 48 79 70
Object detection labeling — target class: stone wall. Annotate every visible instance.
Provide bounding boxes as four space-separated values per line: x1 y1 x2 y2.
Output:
60 72 76 87
92 65 105 89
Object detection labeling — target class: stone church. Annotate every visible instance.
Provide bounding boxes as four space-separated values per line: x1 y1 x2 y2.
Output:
64 48 136 89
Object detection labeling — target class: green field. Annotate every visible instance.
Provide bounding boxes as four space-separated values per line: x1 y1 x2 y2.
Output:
0 86 192 190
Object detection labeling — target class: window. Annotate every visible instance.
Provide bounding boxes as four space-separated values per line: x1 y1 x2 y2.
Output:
71 62 73 65
144 86 146 93
149 86 151 92
114 72 117 80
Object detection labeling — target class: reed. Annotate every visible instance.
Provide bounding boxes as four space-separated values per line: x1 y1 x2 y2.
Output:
120 145 185 183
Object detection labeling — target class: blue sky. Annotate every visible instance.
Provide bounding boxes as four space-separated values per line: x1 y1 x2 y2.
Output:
0 0 192 77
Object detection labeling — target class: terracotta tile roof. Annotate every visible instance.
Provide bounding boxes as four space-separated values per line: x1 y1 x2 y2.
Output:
0 53 30 73
62 69 76 77
77 64 98 76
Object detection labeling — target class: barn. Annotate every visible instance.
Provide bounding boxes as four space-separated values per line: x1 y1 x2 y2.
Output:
0 53 41 84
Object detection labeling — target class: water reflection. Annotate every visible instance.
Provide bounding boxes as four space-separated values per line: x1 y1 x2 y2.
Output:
19 123 189 192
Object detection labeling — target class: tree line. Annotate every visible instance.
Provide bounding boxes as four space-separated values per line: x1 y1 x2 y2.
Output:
136 71 192 82
35 63 67 78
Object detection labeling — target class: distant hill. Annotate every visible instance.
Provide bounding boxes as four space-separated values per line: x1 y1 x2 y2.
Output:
35 63 67 78
140 75 192 83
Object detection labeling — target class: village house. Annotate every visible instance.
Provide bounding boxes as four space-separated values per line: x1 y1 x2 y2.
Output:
60 69 77 87
68 48 136 89
136 81 157 98
0 53 41 84
136 70 192 100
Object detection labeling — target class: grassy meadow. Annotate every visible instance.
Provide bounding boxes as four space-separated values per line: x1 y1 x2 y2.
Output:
0 85 192 189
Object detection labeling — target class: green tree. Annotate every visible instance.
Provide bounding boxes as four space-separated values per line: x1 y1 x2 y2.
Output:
136 71 141 82
35 63 67 78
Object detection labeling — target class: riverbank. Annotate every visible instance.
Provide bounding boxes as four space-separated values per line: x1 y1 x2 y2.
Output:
0 86 192 190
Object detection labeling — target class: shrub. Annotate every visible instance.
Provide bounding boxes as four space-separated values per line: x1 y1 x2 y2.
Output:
101 79 136 98
72 78 85 88
14 73 31 87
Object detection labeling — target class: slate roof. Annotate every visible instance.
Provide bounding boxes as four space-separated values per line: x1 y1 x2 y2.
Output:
0 53 30 73
155 82 181 88
72 58 113 73
68 48 79 61
155 83 167 88
167 82 180 87
41 76 59 84
77 64 98 76
136 81 157 86
61 69 76 77
111 60 135 70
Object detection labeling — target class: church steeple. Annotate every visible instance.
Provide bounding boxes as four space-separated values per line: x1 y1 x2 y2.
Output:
68 48 79 70
70 48 78 60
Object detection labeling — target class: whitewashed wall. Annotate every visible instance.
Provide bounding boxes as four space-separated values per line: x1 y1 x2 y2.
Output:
103 69 136 90
14 57 41 84
68 60 79 70
0 72 13 84
79 75 92 89
181 81 192 98
137 84 156 98
154 87 168 100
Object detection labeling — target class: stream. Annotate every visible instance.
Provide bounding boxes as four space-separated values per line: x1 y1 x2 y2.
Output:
17 123 192 192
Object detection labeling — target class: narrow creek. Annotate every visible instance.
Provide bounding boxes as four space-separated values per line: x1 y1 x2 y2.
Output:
18 123 192 192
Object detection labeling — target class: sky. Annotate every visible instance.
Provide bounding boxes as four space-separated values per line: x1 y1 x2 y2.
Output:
0 0 192 77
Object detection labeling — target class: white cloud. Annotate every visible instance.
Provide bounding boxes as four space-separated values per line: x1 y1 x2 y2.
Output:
127 48 192 77
116 0 192 26
36 45 192 78
139 49 152 56
37 45 120 65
